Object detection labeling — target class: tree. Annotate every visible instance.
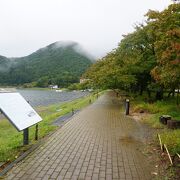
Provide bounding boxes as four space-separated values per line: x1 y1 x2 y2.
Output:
148 4 180 101
83 3 180 102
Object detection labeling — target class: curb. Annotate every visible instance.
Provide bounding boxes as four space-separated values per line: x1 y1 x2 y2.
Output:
0 140 42 177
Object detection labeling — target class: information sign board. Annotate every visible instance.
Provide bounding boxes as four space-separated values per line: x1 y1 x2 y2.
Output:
0 92 42 131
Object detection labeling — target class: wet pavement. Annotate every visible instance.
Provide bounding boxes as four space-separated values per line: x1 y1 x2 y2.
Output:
4 91 153 180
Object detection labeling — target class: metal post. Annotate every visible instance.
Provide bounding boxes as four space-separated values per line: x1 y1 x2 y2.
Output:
23 128 29 145
125 99 130 115
89 99 91 104
35 124 39 141
72 108 74 115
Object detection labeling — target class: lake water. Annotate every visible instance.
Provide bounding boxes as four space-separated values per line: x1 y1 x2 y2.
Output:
17 89 89 107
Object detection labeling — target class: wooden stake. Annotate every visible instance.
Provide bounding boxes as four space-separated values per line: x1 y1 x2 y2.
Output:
164 144 173 165
157 134 163 151
176 153 180 159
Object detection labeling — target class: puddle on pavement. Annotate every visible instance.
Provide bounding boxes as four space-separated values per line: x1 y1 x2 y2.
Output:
119 135 142 145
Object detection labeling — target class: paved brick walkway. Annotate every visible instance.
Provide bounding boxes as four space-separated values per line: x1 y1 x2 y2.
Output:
5 92 153 180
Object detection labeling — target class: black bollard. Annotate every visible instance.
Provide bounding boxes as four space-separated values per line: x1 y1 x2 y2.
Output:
125 99 130 115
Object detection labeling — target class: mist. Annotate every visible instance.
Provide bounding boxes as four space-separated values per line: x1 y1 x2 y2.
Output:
0 0 171 58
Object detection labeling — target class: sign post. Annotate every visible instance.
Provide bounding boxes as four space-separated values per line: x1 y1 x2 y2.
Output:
0 92 42 145
23 128 29 145
35 124 39 141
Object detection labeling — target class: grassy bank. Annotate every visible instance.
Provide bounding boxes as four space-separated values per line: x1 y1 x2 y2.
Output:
0 91 102 162
131 95 180 155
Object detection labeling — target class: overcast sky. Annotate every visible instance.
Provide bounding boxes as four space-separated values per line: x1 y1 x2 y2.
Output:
0 0 171 59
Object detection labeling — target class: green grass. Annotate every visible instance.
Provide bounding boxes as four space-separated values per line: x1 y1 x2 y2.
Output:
133 99 180 117
160 129 180 154
0 91 103 162
131 94 180 155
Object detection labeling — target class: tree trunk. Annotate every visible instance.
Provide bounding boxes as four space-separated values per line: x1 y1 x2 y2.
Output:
156 87 163 100
139 85 143 95
168 91 172 98
147 89 151 98
172 89 175 97
177 89 179 106
167 89 175 98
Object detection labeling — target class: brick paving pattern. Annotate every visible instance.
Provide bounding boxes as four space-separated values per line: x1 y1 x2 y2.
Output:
5 92 153 180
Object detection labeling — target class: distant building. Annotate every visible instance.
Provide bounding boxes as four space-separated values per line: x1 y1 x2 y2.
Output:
80 78 90 84
49 85 58 89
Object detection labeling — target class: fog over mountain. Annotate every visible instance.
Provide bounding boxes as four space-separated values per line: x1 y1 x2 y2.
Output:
42 41 95 60
0 0 170 58
0 41 93 87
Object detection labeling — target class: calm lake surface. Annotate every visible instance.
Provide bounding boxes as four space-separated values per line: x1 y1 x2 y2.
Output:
17 89 89 107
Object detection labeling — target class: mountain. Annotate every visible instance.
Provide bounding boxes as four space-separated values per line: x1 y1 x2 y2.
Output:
0 41 93 87
0 55 12 72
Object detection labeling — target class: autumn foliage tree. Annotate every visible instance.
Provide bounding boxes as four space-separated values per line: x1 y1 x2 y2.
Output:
83 3 180 102
149 4 180 90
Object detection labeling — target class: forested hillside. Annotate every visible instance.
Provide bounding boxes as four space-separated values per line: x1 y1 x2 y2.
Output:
83 3 180 101
0 56 11 72
0 42 93 87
